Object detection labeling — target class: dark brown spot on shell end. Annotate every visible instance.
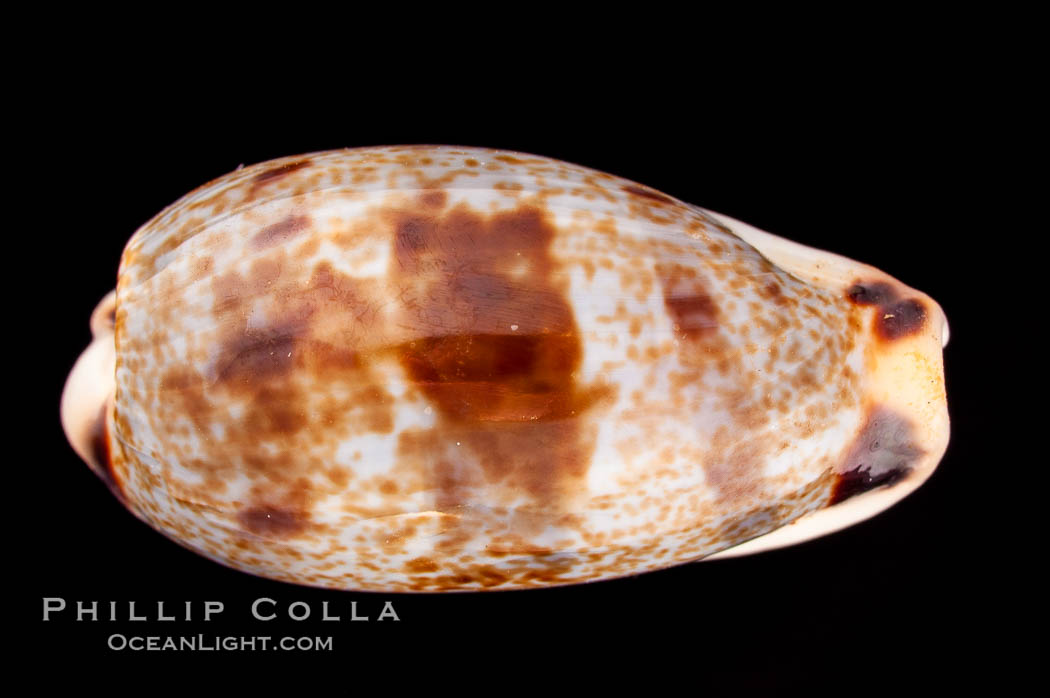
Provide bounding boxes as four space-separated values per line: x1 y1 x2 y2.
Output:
829 406 924 505
846 281 927 340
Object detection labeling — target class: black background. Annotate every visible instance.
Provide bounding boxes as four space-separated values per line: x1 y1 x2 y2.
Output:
19 33 1011 684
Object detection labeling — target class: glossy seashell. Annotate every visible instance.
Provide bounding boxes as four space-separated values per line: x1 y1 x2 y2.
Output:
61 145 950 591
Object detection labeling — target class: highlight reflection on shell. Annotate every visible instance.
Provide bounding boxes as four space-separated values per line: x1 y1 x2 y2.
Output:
61 145 950 591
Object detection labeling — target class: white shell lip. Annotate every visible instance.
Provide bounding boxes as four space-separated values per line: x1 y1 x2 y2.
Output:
61 291 117 475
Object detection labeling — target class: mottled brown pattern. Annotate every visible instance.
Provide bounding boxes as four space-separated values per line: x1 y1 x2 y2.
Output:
149 250 399 528
388 200 615 514
363 197 619 559
86 145 948 591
